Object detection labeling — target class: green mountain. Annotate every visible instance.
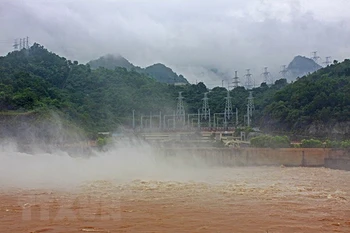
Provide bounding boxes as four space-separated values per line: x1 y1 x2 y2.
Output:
262 59 350 138
0 43 285 140
88 54 189 84
142 63 188 84
1 43 349 142
88 54 134 70
0 43 179 139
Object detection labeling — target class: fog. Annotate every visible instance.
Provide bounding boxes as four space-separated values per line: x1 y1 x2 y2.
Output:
0 137 215 190
1 0 350 85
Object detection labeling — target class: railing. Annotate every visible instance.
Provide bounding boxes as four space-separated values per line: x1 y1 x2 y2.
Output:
137 127 236 133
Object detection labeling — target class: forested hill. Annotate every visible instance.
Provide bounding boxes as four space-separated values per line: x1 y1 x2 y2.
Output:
1 43 349 140
88 54 135 70
0 43 179 137
262 59 350 138
0 43 289 139
88 54 189 84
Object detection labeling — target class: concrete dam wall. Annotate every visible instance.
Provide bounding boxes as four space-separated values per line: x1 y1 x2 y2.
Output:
160 148 350 169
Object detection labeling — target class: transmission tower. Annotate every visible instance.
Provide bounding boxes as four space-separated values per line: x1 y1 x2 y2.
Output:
324 56 332 66
261 67 273 85
280 65 289 79
244 69 254 90
311 51 321 64
176 92 186 127
14 37 29 50
224 91 234 129
26 36 29 49
232 71 240 88
13 39 19 51
201 92 210 120
247 91 254 127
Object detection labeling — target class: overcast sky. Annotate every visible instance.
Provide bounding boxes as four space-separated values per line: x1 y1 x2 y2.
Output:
1 0 349 87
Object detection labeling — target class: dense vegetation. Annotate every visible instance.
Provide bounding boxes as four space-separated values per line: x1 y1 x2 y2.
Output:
0 43 288 138
262 59 350 138
0 44 176 137
250 135 291 148
1 43 350 141
249 136 350 149
88 54 135 70
300 139 350 149
88 54 189 84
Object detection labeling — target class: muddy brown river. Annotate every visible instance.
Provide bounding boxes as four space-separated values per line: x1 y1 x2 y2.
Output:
1 141 350 232
1 166 350 233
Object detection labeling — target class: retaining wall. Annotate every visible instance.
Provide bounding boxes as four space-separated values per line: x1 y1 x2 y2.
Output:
161 148 347 168
325 158 350 171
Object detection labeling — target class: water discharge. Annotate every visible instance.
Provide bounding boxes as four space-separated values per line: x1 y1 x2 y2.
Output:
1 139 350 232
0 138 222 189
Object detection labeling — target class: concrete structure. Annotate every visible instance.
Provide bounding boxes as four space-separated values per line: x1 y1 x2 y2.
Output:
158 148 349 168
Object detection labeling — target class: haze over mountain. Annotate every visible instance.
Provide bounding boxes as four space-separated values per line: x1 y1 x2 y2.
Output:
201 55 324 88
88 54 135 71
1 0 349 86
1 43 350 139
88 54 189 84
286 56 322 81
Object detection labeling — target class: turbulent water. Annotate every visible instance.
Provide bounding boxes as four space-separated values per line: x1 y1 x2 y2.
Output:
0 139 216 189
1 139 350 197
1 139 350 232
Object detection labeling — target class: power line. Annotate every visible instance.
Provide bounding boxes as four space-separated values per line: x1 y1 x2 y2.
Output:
244 69 254 90
324 56 332 66
224 90 233 129
232 71 240 89
246 91 254 127
0 39 14 45
13 39 19 50
13 36 30 51
261 67 273 86
279 65 289 80
175 92 186 127
201 92 210 121
311 51 321 64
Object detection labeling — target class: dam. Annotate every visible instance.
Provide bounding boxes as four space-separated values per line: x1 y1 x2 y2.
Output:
132 130 350 171
159 147 350 169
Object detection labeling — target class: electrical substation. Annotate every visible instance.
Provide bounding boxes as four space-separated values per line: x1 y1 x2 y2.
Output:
133 70 254 134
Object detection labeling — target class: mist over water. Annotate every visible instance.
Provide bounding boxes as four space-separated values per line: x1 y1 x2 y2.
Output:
2 119 348 203
2 134 350 214
0 137 217 190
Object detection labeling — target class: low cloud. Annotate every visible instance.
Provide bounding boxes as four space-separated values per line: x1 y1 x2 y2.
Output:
1 0 349 86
